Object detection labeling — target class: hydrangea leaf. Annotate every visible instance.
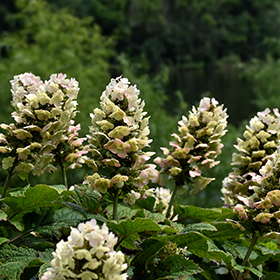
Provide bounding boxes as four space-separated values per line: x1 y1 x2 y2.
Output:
0 244 38 280
2 184 74 231
109 217 163 249
69 187 101 213
0 237 9 245
150 254 203 279
35 207 105 239
0 209 7 221
174 205 235 222
263 272 280 280
183 222 217 233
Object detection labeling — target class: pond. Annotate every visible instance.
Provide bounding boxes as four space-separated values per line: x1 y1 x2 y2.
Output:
166 65 257 126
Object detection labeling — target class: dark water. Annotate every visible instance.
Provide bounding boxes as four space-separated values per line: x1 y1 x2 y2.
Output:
167 66 257 125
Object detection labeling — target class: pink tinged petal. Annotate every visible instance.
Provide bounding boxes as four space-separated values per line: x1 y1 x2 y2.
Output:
102 159 121 167
187 155 202 164
234 204 248 220
266 190 280 206
154 157 166 168
237 195 252 208
104 139 130 158
13 129 32 140
189 169 201 177
0 134 8 144
253 198 274 209
164 155 180 167
160 147 170 156
253 212 274 223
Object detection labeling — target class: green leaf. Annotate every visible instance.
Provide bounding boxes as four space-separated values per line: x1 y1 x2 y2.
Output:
69 187 101 213
132 238 169 270
256 242 280 255
0 244 37 280
3 184 74 231
107 204 144 220
264 272 280 279
109 217 163 249
153 254 203 279
0 237 9 245
183 222 217 233
35 207 101 239
174 205 235 222
0 209 7 221
206 221 245 240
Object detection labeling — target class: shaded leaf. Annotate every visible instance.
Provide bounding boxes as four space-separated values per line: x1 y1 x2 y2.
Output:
175 205 235 222
3 184 74 231
154 254 203 279
0 244 37 280
109 217 163 249
183 222 217 233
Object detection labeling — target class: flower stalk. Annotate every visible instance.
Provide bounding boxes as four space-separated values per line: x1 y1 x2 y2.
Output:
165 184 180 219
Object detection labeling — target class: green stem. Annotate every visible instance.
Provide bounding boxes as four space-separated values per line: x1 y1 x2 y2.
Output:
237 234 258 280
0 159 17 209
60 163 68 189
113 191 119 221
165 184 180 219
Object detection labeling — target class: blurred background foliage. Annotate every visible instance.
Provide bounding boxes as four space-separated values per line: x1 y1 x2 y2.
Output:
1 0 280 207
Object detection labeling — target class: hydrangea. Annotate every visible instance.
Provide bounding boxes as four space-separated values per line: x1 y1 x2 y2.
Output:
0 72 87 180
222 108 280 207
84 76 158 205
41 218 127 280
155 97 228 194
222 108 280 239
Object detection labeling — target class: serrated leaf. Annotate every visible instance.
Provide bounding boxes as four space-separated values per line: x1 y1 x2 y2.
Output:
35 207 97 239
206 221 244 240
70 187 101 213
154 255 203 279
183 222 217 233
0 209 7 221
3 184 74 231
132 238 168 270
224 241 258 260
0 244 37 280
109 217 163 249
256 242 280 255
107 204 144 220
61 201 87 218
174 205 234 222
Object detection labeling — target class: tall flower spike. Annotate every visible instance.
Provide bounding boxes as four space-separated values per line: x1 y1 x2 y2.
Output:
0 72 85 182
41 218 128 280
84 76 158 213
222 108 280 207
155 97 228 195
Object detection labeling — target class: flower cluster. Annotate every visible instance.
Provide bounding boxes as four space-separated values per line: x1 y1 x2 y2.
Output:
41 218 127 280
153 187 172 216
222 109 280 238
155 97 228 194
222 108 280 206
232 150 280 239
0 72 87 178
84 76 158 203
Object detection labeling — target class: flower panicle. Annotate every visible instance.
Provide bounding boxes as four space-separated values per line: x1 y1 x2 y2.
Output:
155 97 228 194
84 76 158 204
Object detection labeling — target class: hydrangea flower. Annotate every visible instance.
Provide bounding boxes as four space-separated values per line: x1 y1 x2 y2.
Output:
222 108 280 207
41 218 127 280
222 108 280 239
155 97 228 194
84 76 158 207
0 72 87 181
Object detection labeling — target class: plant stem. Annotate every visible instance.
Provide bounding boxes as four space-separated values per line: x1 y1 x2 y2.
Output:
0 159 17 209
237 234 258 280
113 191 119 221
165 184 180 219
60 163 68 189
